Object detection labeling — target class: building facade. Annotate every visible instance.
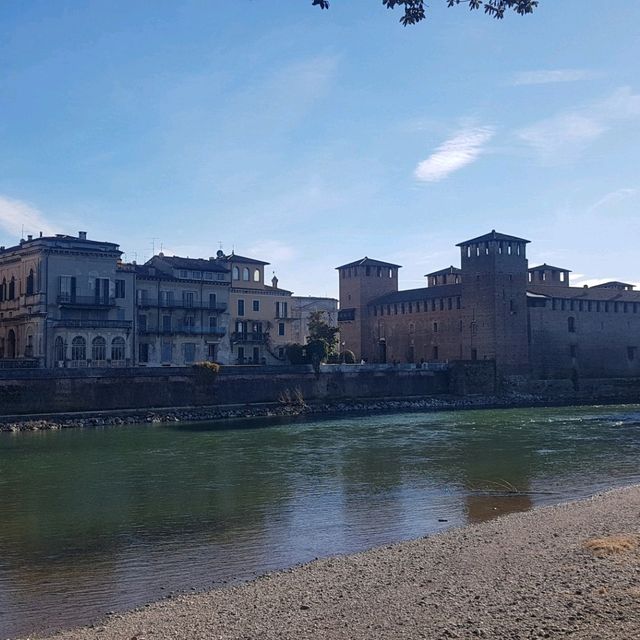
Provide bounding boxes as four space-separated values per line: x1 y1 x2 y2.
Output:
338 230 640 379
0 232 135 368
134 253 231 366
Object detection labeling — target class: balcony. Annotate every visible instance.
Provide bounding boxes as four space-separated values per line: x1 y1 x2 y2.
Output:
51 319 133 329
231 331 268 344
137 299 227 311
57 295 116 308
139 327 226 337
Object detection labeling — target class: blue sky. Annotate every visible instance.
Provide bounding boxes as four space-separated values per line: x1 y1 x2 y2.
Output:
1 0 639 297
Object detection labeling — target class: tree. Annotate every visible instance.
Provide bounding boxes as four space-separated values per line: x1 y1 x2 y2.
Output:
312 1 538 26
307 311 339 355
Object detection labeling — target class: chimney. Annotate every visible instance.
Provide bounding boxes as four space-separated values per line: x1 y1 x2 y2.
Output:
39 231 43 238
272 275 279 289
27 235 33 241
79 231 87 240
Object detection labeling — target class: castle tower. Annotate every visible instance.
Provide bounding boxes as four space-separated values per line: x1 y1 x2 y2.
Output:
336 257 400 361
457 230 530 376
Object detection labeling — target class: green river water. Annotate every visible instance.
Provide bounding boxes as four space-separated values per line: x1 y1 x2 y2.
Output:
1 404 640 638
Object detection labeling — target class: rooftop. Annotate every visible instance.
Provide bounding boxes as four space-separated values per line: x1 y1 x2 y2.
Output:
370 283 461 306
149 254 229 273
220 252 270 266
529 263 572 273
424 265 462 277
456 230 530 247
336 257 402 270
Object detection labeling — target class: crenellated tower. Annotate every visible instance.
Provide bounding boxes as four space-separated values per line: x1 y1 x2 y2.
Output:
458 230 530 375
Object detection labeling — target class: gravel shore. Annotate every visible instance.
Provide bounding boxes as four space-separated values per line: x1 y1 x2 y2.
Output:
32 485 640 640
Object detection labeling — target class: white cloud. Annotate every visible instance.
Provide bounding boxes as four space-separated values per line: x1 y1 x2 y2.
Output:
587 188 637 214
513 69 593 86
517 86 640 164
518 114 606 163
0 195 57 239
414 126 495 183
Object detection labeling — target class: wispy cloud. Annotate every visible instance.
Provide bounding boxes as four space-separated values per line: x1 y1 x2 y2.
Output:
517 87 640 164
513 69 593 86
414 126 495 183
0 195 57 239
587 188 637 214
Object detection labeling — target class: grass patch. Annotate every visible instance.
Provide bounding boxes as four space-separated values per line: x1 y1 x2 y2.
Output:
583 535 638 557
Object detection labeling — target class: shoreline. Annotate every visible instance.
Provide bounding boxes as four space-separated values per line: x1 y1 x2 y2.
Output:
2 394 639 432
31 484 640 640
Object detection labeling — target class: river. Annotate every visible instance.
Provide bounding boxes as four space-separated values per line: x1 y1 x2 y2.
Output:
1 404 639 638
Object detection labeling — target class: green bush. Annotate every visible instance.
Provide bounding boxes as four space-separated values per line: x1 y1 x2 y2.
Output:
285 343 309 365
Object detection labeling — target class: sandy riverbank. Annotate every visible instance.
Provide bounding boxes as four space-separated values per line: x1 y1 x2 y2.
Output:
32 485 640 640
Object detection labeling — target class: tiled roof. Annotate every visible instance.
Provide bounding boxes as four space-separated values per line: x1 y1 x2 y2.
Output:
424 265 462 277
151 255 229 273
529 263 572 272
336 257 402 270
528 285 640 301
221 253 270 266
592 281 635 290
370 283 461 306
456 230 530 247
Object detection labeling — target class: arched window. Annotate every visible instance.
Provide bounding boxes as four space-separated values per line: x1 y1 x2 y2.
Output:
568 317 576 333
54 336 65 362
242 267 250 281
8 277 15 300
111 337 125 362
26 269 34 296
0 278 5 302
253 268 260 282
232 266 239 280
92 336 107 362
71 336 86 361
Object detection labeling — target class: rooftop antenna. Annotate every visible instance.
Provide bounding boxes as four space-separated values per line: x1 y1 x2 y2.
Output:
149 237 159 256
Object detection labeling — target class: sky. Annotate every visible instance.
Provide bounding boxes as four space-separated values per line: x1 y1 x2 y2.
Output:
1 0 639 298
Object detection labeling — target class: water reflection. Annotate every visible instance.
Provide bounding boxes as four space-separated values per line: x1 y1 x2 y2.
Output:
0 405 639 638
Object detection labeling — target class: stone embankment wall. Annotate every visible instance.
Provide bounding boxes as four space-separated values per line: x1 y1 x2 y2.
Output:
0 364 463 415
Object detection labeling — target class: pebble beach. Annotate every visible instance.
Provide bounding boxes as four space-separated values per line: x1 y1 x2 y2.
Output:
30 485 640 640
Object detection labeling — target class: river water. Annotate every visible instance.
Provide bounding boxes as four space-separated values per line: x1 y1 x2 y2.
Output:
1 404 640 638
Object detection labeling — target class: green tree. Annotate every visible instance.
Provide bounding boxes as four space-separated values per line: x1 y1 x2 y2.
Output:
307 311 339 355
312 1 538 26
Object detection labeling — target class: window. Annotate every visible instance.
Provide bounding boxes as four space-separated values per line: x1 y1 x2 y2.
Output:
162 314 171 331
209 315 218 330
138 343 149 363
183 315 195 329
92 336 107 362
627 347 637 361
432 346 439 360
137 289 149 304
184 343 196 363
253 269 260 282
253 300 260 312
232 266 239 280
54 336 65 361
59 276 76 302
204 272 214 280
138 314 147 331
568 317 576 333
471 348 477 361
115 279 125 298
182 291 195 308
278 322 285 336
191 271 202 280
95 278 110 305
209 293 217 308
242 267 250 281
111 337 125 361
71 336 86 361
439 298 444 311
26 269 34 296
179 270 188 278
433 321 438 333
207 344 217 361
161 341 172 363
238 299 245 316
8 277 15 300
276 301 288 318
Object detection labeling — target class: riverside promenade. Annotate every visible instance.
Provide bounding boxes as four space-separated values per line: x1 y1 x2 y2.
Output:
33 485 640 640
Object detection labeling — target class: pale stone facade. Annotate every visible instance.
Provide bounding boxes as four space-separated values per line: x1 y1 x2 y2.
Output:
0 232 135 368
